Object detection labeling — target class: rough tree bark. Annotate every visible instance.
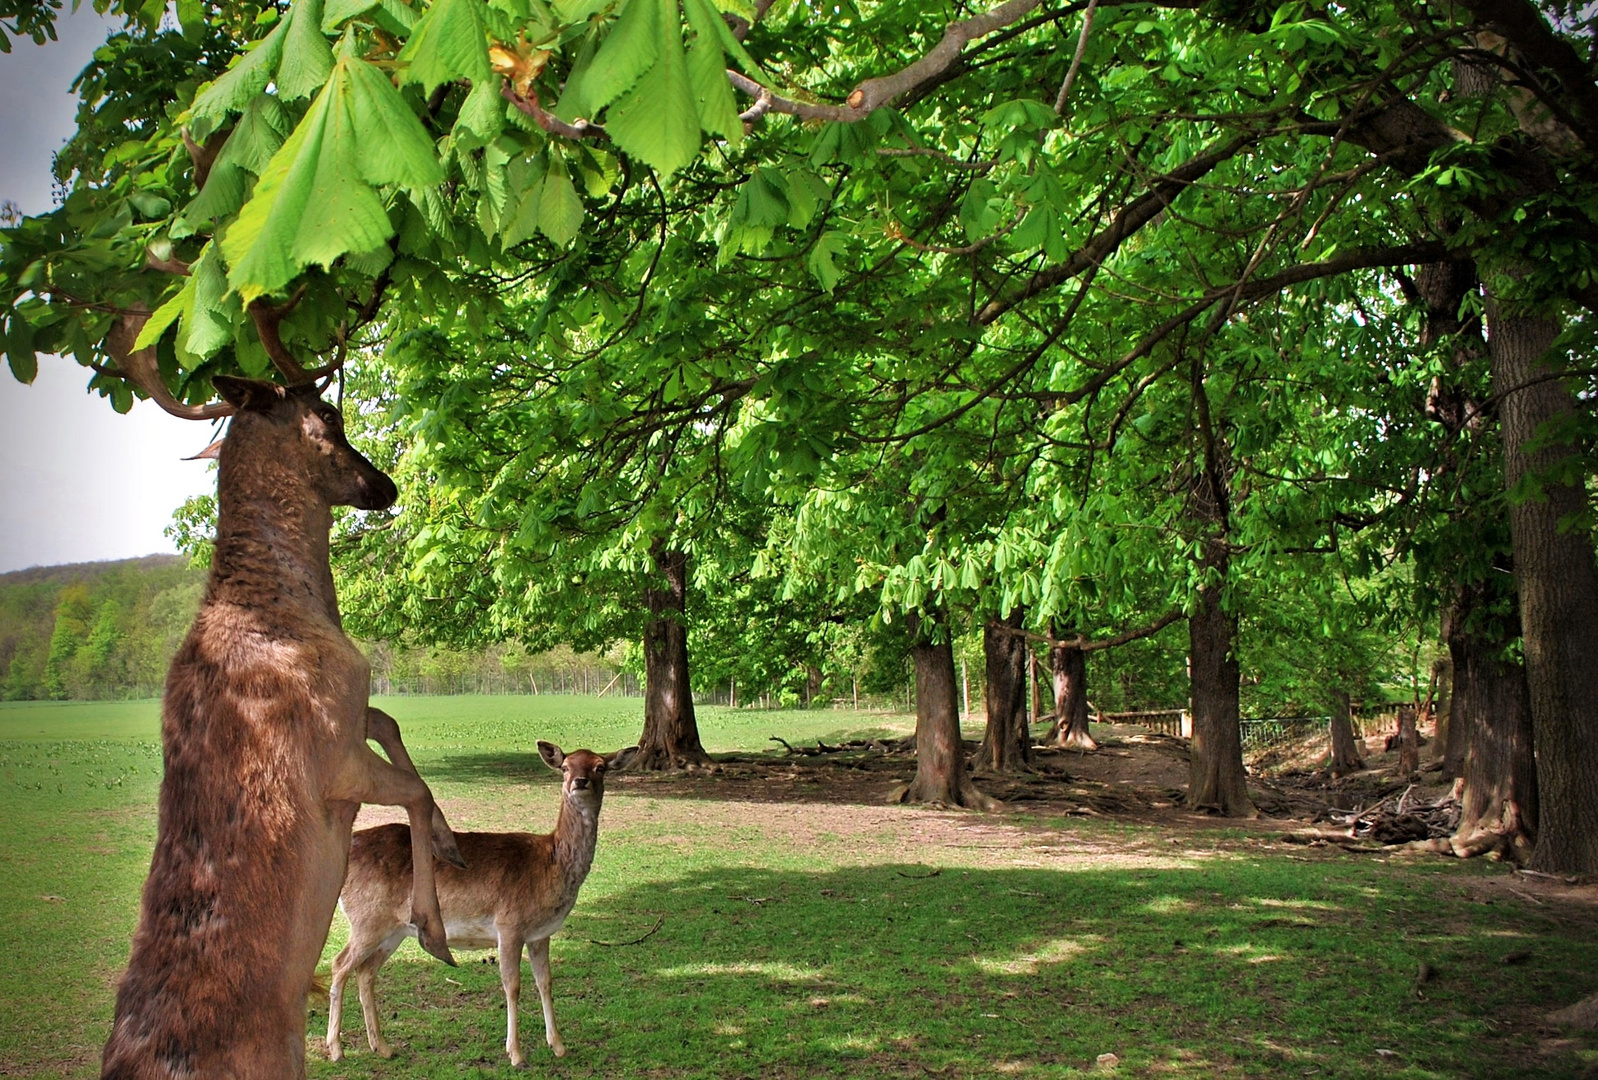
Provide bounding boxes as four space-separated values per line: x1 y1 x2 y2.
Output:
1448 620 1538 861
899 616 998 810
976 611 1031 772
1328 689 1364 776
1393 705 1421 777
1046 641 1096 750
631 543 709 770
1185 370 1253 817
1486 301 1598 873
1187 581 1253 815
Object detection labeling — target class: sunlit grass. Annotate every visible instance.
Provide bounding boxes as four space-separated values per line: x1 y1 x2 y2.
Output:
0 695 1594 1078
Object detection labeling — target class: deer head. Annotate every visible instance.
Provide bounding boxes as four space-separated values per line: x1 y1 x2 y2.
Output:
537 743 615 810
211 375 398 511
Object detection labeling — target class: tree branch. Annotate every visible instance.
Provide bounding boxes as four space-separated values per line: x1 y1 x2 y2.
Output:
976 133 1257 325
1454 0 1598 149
501 83 606 140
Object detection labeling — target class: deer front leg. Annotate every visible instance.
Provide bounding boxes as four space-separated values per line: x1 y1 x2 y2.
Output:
366 707 466 868
329 744 456 966
527 937 566 1057
498 931 527 1068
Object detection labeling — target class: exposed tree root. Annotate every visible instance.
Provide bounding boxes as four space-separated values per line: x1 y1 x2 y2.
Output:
617 744 711 772
1402 800 1533 863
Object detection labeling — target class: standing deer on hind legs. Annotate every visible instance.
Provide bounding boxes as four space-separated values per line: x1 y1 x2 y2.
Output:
99 307 464 1080
330 742 618 1067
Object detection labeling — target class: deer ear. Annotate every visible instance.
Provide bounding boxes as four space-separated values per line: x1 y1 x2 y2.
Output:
184 438 226 461
537 741 565 770
606 746 639 770
213 375 286 412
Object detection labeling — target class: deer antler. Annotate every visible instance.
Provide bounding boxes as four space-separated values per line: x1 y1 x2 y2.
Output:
247 293 314 385
104 307 235 420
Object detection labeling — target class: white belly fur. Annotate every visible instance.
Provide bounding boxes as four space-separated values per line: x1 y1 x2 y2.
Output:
391 909 572 951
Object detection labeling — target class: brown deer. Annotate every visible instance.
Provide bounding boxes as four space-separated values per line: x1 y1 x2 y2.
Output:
329 742 617 1067
99 309 465 1080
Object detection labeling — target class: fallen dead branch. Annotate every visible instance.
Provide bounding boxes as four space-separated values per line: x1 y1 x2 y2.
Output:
586 916 665 947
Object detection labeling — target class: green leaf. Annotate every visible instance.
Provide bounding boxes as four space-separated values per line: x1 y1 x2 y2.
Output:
538 162 583 246
278 0 335 100
806 231 845 292
184 246 236 359
190 20 290 125
181 95 291 228
454 78 505 143
500 155 547 246
344 57 448 189
176 0 205 39
5 316 38 383
582 0 659 111
603 0 699 177
323 0 380 32
681 0 741 142
224 57 441 301
134 279 195 351
396 0 491 94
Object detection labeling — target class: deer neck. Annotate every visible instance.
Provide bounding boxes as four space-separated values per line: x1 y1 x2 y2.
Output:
207 455 342 628
551 795 601 891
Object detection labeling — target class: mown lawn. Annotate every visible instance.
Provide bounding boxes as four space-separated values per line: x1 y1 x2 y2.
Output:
1 696 1594 1078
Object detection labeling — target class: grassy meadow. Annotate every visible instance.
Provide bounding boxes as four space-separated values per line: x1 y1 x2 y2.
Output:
2 696 1595 1079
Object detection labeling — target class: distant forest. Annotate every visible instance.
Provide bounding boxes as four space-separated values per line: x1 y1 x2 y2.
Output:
0 557 626 702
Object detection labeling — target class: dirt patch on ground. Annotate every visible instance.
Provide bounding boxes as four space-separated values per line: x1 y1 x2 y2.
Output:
351 722 1598 898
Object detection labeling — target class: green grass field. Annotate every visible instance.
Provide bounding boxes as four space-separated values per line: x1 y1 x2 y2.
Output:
2 697 1594 1078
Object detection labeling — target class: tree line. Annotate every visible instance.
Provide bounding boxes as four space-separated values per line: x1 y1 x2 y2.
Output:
2 0 1595 871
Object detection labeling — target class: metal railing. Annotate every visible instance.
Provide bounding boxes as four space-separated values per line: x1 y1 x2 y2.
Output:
1238 715 1333 753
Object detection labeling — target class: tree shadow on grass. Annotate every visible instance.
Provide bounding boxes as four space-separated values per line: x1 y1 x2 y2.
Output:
416 751 563 787
310 860 1597 1080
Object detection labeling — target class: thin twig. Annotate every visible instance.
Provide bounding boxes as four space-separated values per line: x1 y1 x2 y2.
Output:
1053 0 1098 113
586 915 664 947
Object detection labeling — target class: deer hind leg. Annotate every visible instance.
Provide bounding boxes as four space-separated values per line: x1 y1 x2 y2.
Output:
330 744 455 966
325 933 381 1060
366 708 466 868
497 931 528 1067
354 935 404 1060
527 936 566 1057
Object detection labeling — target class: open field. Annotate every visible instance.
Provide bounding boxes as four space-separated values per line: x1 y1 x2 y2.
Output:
2 697 1595 1078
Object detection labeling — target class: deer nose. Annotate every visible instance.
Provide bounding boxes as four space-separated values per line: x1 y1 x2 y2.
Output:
572 777 590 790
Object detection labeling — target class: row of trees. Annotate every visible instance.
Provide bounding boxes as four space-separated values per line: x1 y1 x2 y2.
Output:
0 557 202 700
2 0 1594 870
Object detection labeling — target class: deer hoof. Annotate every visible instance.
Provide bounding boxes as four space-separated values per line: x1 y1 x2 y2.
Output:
375 1041 394 1060
415 924 456 966
327 1042 343 1063
552 1041 567 1058
431 807 467 869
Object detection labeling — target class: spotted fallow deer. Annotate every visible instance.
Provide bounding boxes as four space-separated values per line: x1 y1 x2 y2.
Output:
329 742 618 1067
99 306 464 1080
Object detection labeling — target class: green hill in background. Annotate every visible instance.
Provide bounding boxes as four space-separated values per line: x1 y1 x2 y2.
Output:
0 556 625 702
0 556 204 701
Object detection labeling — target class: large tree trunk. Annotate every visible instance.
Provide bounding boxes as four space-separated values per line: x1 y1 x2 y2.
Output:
1328 689 1364 776
899 619 997 810
1487 302 1598 873
631 544 708 770
1393 705 1421 777
1448 629 1538 861
976 611 1031 772
1187 581 1253 815
1046 642 1096 750
1184 410 1253 817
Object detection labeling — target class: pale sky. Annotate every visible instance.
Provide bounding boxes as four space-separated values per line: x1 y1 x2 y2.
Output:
0 8 217 573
